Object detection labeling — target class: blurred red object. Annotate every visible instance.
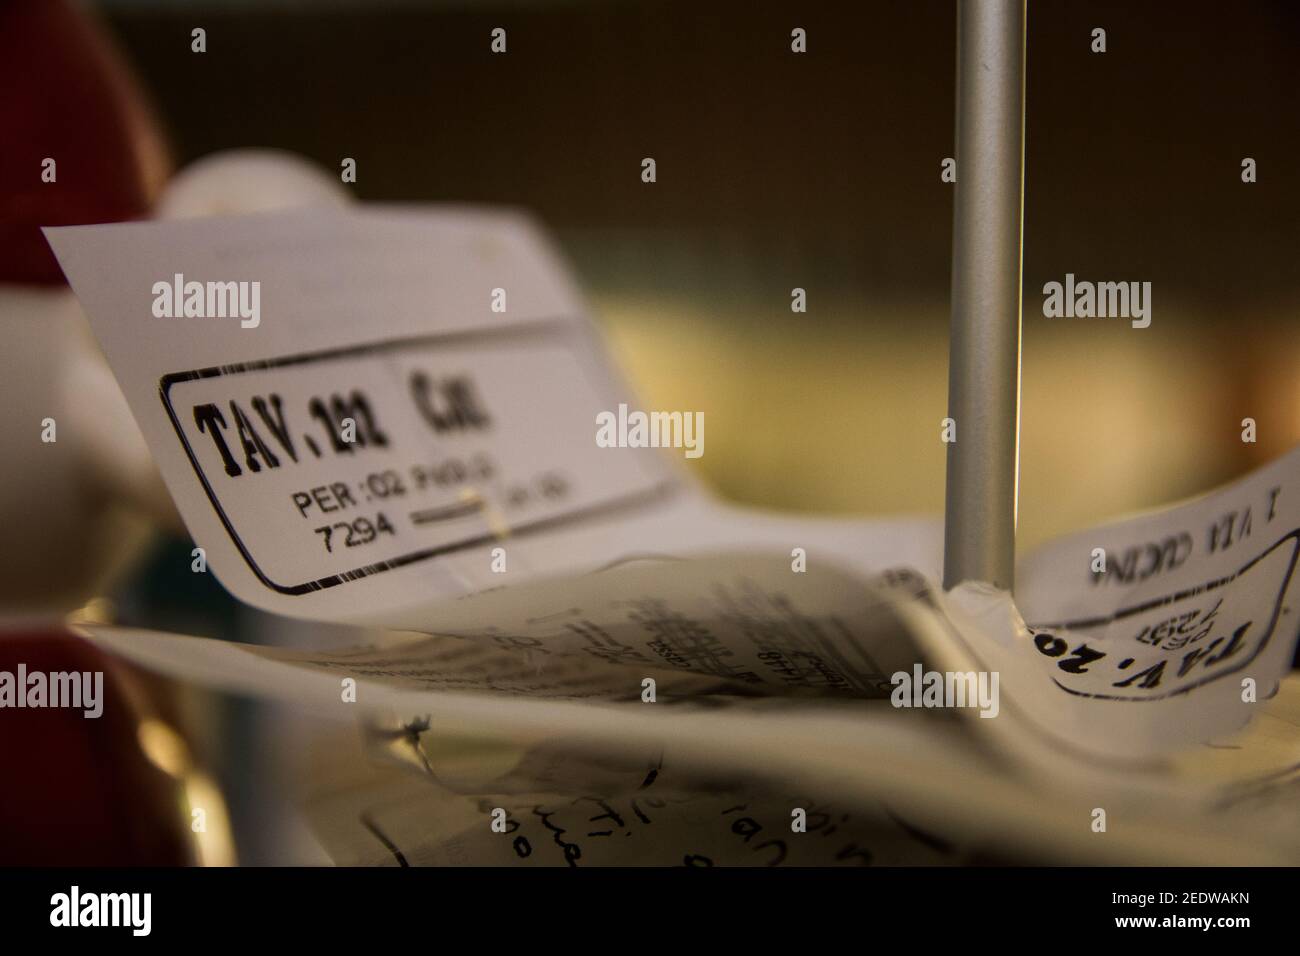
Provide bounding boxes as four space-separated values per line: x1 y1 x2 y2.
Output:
0 0 186 865
0 0 169 285
0 632 190 865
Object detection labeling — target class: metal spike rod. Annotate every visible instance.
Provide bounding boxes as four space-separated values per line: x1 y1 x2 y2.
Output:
943 0 1026 592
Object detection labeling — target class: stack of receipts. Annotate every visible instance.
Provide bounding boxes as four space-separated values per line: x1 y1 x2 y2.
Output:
46 207 1300 865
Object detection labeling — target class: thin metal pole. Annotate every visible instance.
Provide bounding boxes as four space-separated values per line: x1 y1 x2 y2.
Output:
943 0 1025 592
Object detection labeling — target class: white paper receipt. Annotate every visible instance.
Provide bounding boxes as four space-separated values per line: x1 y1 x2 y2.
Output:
45 208 675 620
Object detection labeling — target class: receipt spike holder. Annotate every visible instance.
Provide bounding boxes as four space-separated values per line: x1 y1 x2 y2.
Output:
943 0 1026 593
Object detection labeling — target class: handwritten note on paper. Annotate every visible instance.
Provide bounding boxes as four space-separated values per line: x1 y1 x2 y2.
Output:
296 723 965 868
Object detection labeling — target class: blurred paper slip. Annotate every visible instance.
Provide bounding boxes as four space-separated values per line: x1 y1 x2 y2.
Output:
957 442 1300 758
44 207 940 627
84 613 1300 865
295 697 1300 867
85 554 929 701
295 733 969 867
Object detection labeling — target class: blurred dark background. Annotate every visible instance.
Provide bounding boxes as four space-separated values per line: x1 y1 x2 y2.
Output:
83 0 1300 547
